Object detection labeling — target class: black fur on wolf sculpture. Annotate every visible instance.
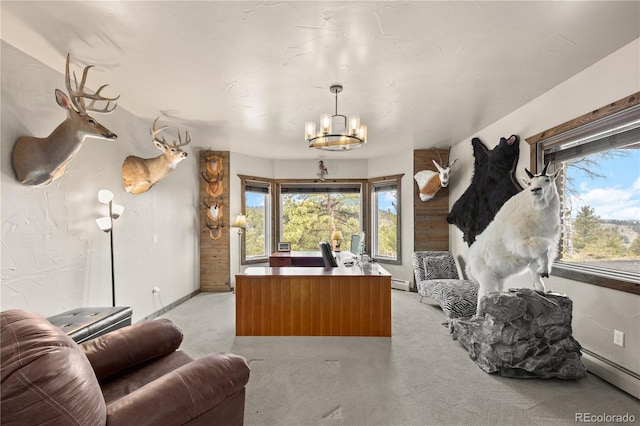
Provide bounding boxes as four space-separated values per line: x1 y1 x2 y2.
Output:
447 135 523 246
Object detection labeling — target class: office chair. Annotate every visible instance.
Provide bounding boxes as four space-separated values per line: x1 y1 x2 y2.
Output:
319 241 338 267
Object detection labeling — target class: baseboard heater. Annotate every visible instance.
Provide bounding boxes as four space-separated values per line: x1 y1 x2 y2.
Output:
581 348 640 400
391 278 410 291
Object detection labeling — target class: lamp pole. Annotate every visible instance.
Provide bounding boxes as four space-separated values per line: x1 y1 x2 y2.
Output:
97 189 122 307
108 200 115 307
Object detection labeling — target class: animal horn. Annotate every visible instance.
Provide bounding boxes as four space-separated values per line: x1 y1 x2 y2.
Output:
525 169 534 179
435 148 443 166
541 162 550 175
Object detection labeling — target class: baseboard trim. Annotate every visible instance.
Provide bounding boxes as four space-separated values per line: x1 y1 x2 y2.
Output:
582 349 640 400
138 290 201 323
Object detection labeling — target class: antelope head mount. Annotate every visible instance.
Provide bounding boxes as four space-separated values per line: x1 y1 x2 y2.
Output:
414 147 458 201
122 117 192 194
11 54 119 187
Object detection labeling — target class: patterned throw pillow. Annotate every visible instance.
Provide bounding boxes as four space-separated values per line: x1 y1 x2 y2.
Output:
424 256 459 280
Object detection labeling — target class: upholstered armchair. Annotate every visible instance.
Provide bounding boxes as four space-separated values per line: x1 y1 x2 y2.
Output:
1 309 250 425
412 251 478 319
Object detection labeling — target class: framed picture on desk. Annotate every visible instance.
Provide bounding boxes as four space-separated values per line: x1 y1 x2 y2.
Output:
277 242 291 252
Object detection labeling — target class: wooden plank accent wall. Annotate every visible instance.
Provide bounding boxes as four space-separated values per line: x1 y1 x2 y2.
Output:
413 149 450 251
236 275 391 336
199 150 231 292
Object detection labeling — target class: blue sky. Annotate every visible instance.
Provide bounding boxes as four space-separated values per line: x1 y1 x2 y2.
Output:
567 148 640 221
377 191 396 212
246 193 264 208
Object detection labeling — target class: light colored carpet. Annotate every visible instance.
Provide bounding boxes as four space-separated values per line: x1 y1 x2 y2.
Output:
161 290 638 425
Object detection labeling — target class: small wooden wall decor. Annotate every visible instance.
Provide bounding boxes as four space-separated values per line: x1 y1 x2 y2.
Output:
122 117 192 194
12 53 118 187
199 150 231 292
202 153 224 197
414 149 450 251
317 160 329 181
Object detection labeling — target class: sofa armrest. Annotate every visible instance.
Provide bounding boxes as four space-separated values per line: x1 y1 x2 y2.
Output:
106 352 250 425
81 318 183 381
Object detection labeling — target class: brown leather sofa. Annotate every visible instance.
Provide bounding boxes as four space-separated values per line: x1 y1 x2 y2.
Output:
1 309 250 425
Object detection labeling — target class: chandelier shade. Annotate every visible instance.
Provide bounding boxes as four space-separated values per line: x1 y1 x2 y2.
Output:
305 85 367 151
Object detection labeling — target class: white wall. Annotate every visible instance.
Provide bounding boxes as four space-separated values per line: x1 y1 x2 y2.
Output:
448 39 640 378
1 42 200 322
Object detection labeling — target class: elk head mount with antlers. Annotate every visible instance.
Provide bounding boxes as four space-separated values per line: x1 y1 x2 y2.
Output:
122 117 192 194
414 147 458 201
11 54 119 187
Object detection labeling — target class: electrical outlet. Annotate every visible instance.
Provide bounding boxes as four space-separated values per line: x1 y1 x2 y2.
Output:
152 287 160 295
614 329 625 347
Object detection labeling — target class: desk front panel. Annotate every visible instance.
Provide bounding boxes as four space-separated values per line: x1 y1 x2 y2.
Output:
236 274 391 337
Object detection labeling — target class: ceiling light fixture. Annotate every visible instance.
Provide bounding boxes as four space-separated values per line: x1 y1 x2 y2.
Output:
305 84 367 151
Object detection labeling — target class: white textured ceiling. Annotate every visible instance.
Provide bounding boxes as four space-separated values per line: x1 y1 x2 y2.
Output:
2 1 639 160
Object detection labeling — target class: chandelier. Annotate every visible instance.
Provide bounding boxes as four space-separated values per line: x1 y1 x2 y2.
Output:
305 84 367 151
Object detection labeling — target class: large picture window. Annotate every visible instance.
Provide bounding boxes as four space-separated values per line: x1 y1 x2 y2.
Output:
528 93 640 293
370 175 402 264
279 182 362 251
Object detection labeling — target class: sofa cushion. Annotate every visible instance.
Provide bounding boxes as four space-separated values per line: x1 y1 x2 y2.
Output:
81 318 183 382
1 309 106 425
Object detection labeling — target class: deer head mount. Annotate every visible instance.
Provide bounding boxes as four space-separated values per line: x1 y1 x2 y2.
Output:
414 147 458 201
11 53 119 187
122 117 192 194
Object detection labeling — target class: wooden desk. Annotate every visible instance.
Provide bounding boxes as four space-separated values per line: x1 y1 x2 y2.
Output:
269 251 325 267
236 264 391 337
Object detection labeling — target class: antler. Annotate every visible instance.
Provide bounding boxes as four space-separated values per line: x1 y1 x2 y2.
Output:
150 117 191 148
435 148 443 166
65 53 119 116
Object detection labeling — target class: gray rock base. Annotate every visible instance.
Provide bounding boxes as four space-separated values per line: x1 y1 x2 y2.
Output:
450 288 587 380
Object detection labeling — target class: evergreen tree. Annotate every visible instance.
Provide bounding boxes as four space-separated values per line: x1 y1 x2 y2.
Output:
573 206 601 251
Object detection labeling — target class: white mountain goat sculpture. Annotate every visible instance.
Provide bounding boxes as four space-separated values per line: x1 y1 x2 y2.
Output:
414 148 458 201
465 162 562 315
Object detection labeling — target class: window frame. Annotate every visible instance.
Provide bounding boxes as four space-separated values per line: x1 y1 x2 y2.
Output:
525 92 640 295
370 174 403 265
238 175 275 265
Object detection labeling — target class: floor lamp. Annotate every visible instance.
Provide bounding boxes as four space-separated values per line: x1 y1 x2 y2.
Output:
96 190 124 307
231 214 247 289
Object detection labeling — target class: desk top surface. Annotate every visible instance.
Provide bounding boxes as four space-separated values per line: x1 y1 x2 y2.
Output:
241 263 391 277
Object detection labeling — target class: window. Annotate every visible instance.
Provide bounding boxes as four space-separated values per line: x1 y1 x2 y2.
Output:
279 182 363 251
239 176 272 263
528 93 640 293
370 175 402 264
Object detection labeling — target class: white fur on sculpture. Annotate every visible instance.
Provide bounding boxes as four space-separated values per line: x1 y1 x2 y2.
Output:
466 163 561 315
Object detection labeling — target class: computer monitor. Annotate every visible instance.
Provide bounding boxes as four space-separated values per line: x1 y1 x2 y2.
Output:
350 232 365 255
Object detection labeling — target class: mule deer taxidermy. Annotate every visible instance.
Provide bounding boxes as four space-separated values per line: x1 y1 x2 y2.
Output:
11 54 119 187
414 147 457 201
122 117 191 194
